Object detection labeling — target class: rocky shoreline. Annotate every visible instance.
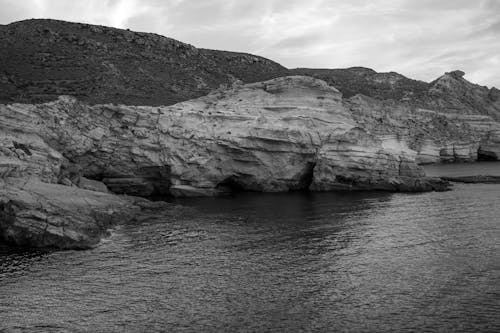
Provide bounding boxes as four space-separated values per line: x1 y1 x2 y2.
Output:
1 20 499 250
0 178 173 249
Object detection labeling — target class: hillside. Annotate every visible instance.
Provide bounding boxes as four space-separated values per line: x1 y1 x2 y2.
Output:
291 67 430 100
0 19 287 106
0 18 499 121
292 68 500 120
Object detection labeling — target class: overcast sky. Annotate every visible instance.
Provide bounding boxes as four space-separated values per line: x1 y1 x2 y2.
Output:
1 0 499 87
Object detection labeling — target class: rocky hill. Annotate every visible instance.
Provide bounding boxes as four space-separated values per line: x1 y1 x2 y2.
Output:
0 19 287 106
292 67 430 100
292 68 500 121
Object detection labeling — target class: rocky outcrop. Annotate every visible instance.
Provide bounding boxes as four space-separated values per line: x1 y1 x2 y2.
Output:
0 179 142 249
0 76 448 200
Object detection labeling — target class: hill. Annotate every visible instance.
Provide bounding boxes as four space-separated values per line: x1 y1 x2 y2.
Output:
291 68 500 120
1 18 499 121
0 19 287 105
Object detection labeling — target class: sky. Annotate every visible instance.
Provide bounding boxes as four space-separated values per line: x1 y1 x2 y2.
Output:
1 0 499 87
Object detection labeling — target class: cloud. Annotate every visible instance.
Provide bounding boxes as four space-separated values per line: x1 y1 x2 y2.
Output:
0 0 499 87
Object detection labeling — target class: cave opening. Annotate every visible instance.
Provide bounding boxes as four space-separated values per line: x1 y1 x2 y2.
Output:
290 162 316 191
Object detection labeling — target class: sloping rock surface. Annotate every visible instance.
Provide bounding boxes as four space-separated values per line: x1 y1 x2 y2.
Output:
0 179 140 249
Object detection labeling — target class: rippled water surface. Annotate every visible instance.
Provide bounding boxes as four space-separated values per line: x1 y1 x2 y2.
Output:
1 183 500 332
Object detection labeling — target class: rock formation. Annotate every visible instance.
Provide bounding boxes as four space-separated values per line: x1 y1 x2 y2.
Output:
0 76 449 202
0 179 140 249
294 67 500 163
345 94 500 164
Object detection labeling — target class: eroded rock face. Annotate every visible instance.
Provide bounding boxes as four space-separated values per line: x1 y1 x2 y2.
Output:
345 94 500 164
294 68 500 163
0 76 448 197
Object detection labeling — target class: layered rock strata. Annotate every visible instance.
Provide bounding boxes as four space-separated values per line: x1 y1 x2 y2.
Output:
346 95 500 164
1 76 448 201
295 69 500 164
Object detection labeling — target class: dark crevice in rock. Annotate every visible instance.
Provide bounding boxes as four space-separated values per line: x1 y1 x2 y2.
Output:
335 175 357 186
84 173 105 182
477 148 498 161
291 162 316 191
216 176 247 193
12 141 32 156
71 166 174 197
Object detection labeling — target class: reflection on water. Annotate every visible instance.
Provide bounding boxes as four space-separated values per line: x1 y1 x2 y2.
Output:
1 186 500 332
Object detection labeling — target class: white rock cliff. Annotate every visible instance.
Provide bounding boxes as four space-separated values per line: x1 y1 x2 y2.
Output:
1 76 447 198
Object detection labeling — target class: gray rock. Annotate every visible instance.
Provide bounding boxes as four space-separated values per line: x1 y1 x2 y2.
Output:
78 176 109 193
0 179 139 249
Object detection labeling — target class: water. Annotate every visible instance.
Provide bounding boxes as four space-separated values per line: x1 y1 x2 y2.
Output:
1 183 500 331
